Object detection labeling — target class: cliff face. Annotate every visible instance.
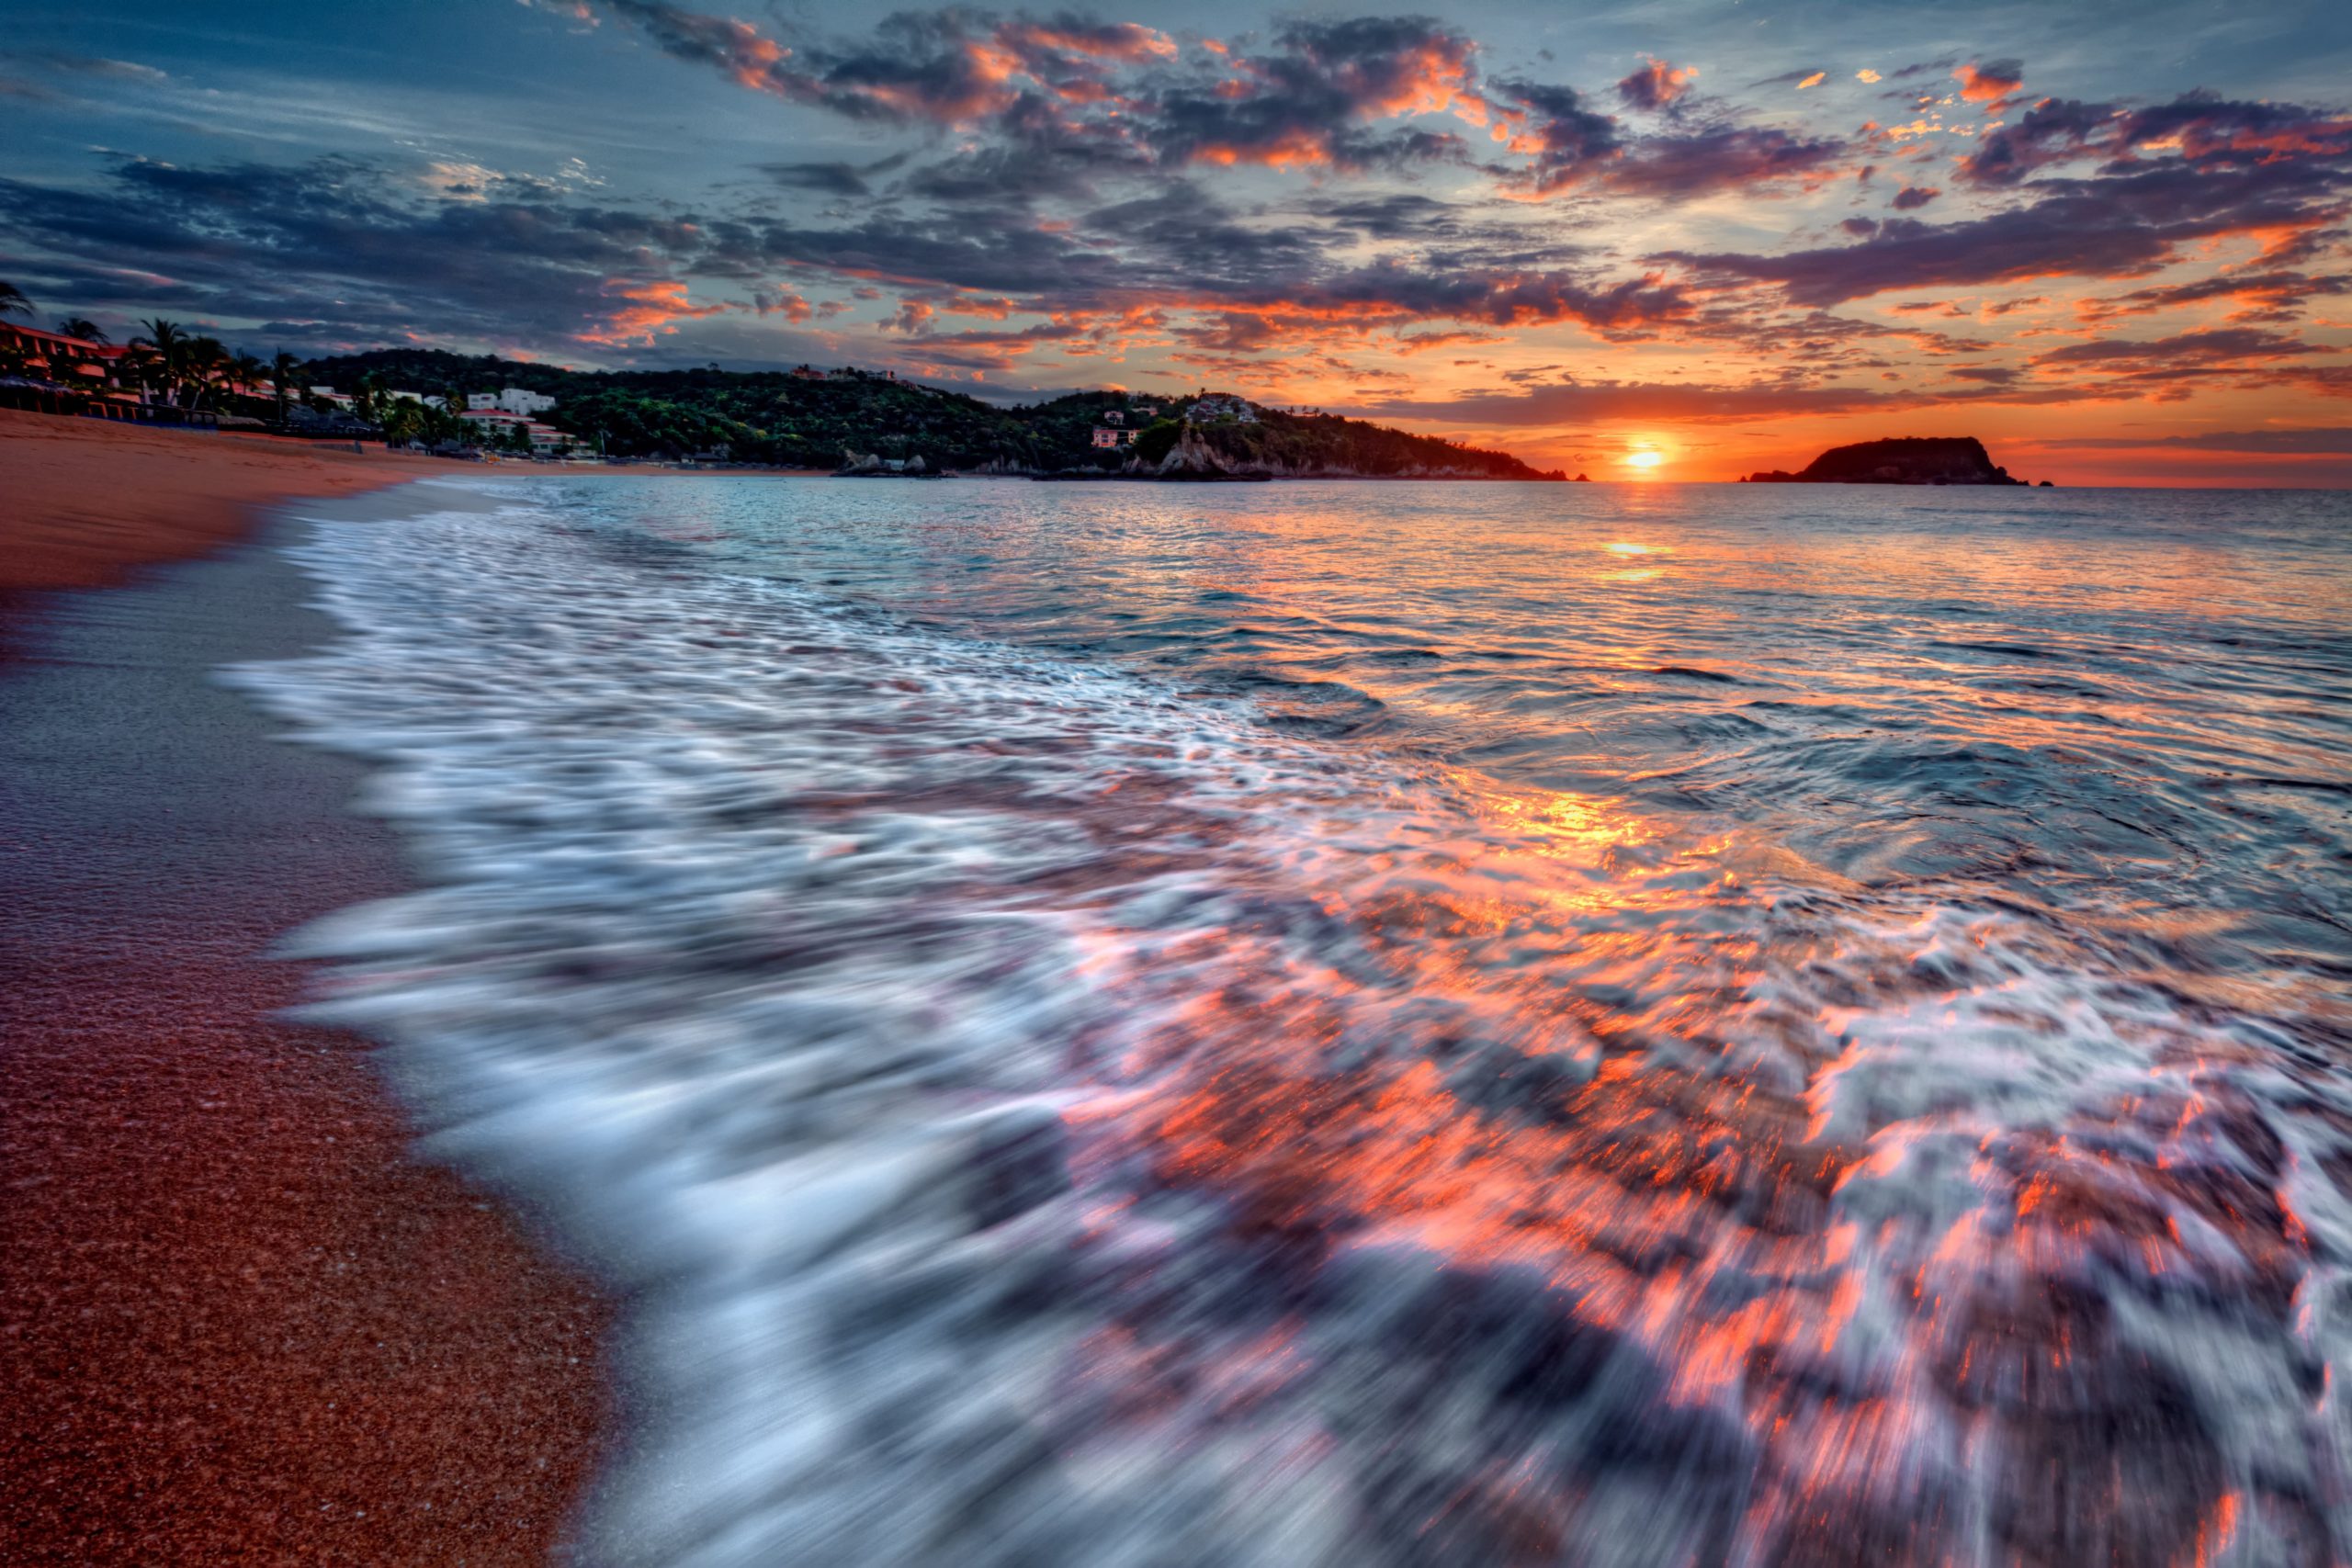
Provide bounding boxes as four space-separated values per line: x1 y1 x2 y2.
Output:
1746 436 2024 486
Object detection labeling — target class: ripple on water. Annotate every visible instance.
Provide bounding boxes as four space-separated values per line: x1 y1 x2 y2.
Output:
236 488 2352 1568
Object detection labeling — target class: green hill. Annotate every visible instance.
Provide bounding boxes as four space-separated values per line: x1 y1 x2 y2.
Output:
295 350 1560 479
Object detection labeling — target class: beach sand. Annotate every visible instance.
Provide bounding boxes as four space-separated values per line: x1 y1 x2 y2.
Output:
0 408 489 598
1 418 610 1563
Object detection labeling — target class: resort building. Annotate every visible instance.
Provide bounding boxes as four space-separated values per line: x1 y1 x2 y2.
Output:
464 388 557 415
2 322 126 386
457 405 573 454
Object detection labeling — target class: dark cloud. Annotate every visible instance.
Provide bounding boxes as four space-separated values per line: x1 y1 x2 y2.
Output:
2044 428 2352 453
1890 185 1939 209
1615 57 1695 112
1659 132 2352 305
1594 126 1846 198
2029 327 2323 367
1140 15 1481 171
760 159 892 197
2077 268 2352 323
1351 378 1905 425
1484 78 1621 191
0 153 718 353
1964 91 2352 187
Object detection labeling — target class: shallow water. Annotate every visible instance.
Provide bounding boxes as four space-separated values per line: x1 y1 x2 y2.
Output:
240 477 2352 1566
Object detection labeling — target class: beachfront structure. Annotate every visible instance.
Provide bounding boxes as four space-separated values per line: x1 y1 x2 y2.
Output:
463 388 557 415
2 322 126 386
310 386 354 407
457 406 573 454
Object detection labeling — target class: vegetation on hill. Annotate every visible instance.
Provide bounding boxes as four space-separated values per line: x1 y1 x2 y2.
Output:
294 349 1558 478
1745 436 2028 486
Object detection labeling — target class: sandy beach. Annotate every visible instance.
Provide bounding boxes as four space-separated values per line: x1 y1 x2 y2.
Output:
0 415 609 1563
0 409 491 598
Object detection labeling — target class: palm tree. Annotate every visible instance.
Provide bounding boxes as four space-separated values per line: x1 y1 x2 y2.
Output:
0 281 30 319
56 317 105 344
134 319 187 403
229 351 267 404
182 335 230 411
271 350 299 424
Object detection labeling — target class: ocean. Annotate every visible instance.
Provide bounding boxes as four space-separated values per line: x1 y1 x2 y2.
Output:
236 476 2352 1566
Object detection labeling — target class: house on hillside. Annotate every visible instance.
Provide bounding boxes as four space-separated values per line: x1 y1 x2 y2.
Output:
1186 394 1256 423
1102 409 1125 425
1092 425 1136 448
790 365 828 381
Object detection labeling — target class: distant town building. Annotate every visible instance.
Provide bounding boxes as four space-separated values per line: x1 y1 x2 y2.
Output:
1102 410 1125 425
496 387 556 414
790 365 828 381
1186 394 1256 423
1092 426 1136 448
1133 403 1159 419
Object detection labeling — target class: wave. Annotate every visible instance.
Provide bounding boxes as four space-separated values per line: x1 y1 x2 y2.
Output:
232 494 2352 1567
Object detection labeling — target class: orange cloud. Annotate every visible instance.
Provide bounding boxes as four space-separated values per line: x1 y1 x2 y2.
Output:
582 278 731 345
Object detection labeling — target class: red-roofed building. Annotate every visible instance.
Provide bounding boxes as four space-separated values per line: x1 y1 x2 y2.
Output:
1 322 127 387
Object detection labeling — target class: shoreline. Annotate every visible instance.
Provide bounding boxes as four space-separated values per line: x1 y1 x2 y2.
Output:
0 434 612 1562
0 408 491 601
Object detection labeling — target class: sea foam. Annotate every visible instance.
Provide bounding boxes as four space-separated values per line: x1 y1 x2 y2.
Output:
232 491 2352 1566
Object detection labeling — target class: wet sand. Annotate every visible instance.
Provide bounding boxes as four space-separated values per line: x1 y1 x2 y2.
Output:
0 464 611 1562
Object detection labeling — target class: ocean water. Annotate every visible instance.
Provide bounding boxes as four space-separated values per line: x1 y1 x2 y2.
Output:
235 477 2352 1567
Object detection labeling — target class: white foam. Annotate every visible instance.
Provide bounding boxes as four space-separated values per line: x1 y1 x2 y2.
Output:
232 491 2352 1566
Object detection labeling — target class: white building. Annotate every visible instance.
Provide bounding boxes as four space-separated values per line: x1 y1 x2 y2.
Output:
458 406 572 454
1186 394 1257 423
466 388 556 415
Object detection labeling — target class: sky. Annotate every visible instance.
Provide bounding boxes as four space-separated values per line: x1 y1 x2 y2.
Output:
4 0 2351 483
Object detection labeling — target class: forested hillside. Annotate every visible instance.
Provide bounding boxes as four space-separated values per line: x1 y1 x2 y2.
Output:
298 350 1560 479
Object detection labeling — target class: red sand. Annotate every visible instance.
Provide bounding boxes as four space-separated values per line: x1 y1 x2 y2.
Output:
1 412 611 1563
0 408 488 594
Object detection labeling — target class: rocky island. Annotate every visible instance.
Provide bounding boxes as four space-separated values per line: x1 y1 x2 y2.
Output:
1744 436 2029 486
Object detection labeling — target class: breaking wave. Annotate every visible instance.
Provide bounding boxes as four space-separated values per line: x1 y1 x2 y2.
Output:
234 491 2352 1566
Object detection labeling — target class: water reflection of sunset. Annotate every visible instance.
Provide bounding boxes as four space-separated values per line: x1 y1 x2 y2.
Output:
1049 761 2295 1564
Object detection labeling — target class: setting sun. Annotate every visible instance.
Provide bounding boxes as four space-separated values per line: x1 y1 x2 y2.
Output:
1623 449 1665 470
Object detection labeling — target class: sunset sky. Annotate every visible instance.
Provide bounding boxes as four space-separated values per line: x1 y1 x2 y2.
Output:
5 0 2351 483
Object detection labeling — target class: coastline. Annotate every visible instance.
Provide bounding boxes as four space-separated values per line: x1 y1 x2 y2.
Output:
0 439 611 1563
0 408 492 602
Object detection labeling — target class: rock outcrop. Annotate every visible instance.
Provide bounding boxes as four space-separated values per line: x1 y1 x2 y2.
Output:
1744 436 2026 486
